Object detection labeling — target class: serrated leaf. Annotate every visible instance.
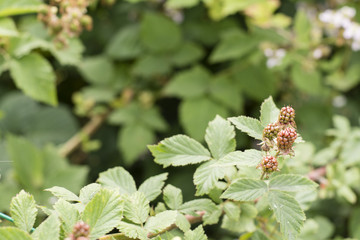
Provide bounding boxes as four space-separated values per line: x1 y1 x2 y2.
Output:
269 174 318 192
179 199 221 225
217 149 262 167
175 213 190 232
53 199 80 235
10 190 37 232
117 222 147 240
163 184 183 210
221 179 268 201
184 225 207 240
260 96 280 126
9 53 57 106
268 190 305 240
45 186 79 202
79 183 102 205
123 192 149 224
32 214 60 240
164 66 210 99
97 167 137 194
148 134 211 167
82 188 123 239
0 227 32 240
194 160 233 196
228 116 263 140
205 115 235 160
138 173 168 201
223 202 241 221
145 210 177 233
50 38 84 66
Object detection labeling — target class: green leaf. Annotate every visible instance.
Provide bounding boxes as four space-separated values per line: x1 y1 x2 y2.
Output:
145 210 177 233
194 160 233 196
268 190 305 240
140 12 181 53
170 42 204 67
0 0 42 17
163 184 183 210
294 10 311 48
82 188 123 239
132 54 172 77
31 214 60 240
184 225 207 240
118 124 155 166
10 190 37 232
252 229 271 240
269 174 318 192
223 202 241 221
180 97 228 141
50 38 84 66
205 115 235 160
148 134 211 167
179 199 221 225
221 179 268 201
106 25 143 60
175 213 190 232
209 75 242 111
123 192 149 224
138 173 168 201
291 64 323 95
218 149 262 167
79 56 115 86
228 116 263 140
79 183 102 205
6 134 43 190
165 0 200 9
164 66 211 99
45 186 80 202
117 222 147 240
260 96 280 126
53 199 80 236
97 167 137 194
0 227 32 240
9 53 57 105
210 29 259 63
0 18 18 36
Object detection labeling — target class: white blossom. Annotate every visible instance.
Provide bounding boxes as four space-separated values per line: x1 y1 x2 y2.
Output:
313 48 323 59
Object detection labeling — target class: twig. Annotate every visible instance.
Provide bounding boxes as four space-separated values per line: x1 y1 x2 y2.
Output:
58 113 108 158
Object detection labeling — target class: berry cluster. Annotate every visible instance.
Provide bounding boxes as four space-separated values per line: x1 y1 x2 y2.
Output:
258 106 298 178
66 221 90 240
38 0 92 47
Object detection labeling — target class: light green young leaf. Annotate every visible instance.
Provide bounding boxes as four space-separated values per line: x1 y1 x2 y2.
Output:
79 183 101 205
175 213 191 232
221 179 268 201
140 12 181 53
117 222 147 240
0 227 32 240
9 53 57 106
164 66 210 99
228 116 263 140
10 190 37 232
269 174 318 192
194 160 233 196
138 173 168 201
268 190 306 240
223 202 241 221
31 214 60 240
148 134 211 167
0 0 42 17
163 184 183 210
205 115 235 160
82 189 123 239
97 167 137 194
123 192 149 225
45 186 80 202
184 225 207 240
218 149 262 167
260 96 280 126
179 199 221 225
53 199 80 235
145 210 177 233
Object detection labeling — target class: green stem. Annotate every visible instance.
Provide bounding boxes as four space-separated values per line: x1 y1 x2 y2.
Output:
260 172 266 180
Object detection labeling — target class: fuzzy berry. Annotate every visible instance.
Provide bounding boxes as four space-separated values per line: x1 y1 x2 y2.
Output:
70 221 90 239
279 106 295 125
277 127 297 152
263 123 280 140
258 156 279 173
